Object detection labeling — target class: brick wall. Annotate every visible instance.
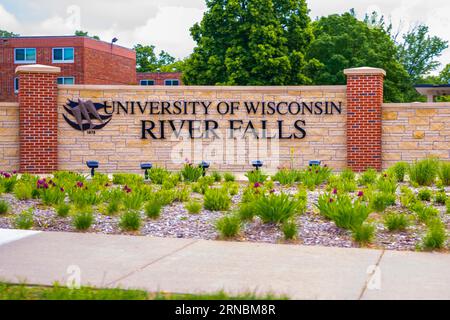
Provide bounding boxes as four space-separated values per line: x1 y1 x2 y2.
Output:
345 68 385 172
382 103 450 169
0 102 19 171
17 66 59 173
57 85 347 173
137 72 183 85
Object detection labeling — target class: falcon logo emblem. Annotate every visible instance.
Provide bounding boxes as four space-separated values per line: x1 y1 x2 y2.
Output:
63 99 112 131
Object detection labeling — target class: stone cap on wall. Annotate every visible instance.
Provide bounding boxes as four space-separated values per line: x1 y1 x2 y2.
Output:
15 64 61 74
344 67 386 76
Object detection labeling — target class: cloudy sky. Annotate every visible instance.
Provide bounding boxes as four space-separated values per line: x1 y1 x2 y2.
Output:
1 0 449 72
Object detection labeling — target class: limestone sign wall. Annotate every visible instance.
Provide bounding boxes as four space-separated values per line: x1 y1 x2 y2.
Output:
0 102 19 172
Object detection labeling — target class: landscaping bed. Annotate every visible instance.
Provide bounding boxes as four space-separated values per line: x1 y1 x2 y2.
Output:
0 159 449 252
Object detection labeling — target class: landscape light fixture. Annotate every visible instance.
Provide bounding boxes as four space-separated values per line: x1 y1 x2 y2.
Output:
199 161 210 176
86 160 99 177
252 160 263 170
111 37 118 44
140 163 153 180
309 160 322 167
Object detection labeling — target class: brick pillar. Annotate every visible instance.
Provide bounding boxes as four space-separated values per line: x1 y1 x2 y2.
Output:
344 67 385 172
16 64 61 174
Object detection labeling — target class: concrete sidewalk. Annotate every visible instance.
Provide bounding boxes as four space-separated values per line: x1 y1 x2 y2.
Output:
0 229 449 299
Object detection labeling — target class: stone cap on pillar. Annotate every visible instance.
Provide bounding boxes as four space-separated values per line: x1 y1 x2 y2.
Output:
343 66 386 77
15 64 61 74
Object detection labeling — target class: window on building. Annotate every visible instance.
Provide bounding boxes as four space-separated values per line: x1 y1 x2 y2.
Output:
14 48 36 63
164 79 180 86
57 77 75 85
14 77 19 94
140 80 155 86
53 48 74 63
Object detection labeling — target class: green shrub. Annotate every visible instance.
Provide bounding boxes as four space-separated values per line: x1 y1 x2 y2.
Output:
282 220 298 240
422 219 447 249
40 186 66 206
411 202 439 224
216 214 241 238
119 210 142 231
245 170 268 184
272 169 298 185
434 191 447 205
0 174 18 193
409 158 439 186
447 199 450 214
69 187 101 208
73 211 94 231
400 186 417 209
370 192 396 212
237 202 256 221
0 200 9 214
298 166 331 189
148 167 170 185
13 181 34 200
438 161 450 186
156 189 176 206
174 186 191 202
185 200 202 214
358 168 378 186
388 162 409 182
293 189 308 214
145 199 162 219
181 163 203 182
254 193 300 224
417 188 432 201
352 223 375 244
223 172 235 182
204 188 231 211
383 212 409 231
376 177 397 194
224 182 239 196
316 194 370 231
56 203 71 217
14 208 34 230
211 171 222 183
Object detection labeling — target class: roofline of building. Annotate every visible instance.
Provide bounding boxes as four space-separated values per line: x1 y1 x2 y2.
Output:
0 35 135 52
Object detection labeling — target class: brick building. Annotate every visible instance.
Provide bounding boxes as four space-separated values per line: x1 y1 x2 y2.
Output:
137 72 183 86
0 36 137 102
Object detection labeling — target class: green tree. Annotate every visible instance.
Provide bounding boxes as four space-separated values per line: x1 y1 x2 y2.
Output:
134 44 180 72
305 11 414 102
397 25 448 82
0 30 19 37
75 30 100 40
183 0 317 85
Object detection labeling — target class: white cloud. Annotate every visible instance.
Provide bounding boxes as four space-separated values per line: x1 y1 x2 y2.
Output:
0 4 19 30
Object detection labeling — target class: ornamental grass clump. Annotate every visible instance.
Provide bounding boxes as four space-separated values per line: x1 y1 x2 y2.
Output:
119 210 142 231
408 158 439 186
122 190 145 211
112 173 143 186
204 188 231 211
369 192 396 212
0 172 18 193
411 202 439 224
245 169 268 184
185 200 202 214
272 169 298 185
145 199 162 219
216 214 241 239
254 193 300 224
237 201 256 221
422 219 447 250
73 210 94 231
181 163 204 182
224 181 239 196
352 223 375 245
358 168 378 186
316 193 370 231
174 186 191 202
13 181 34 200
0 200 9 214
223 172 235 182
56 203 71 218
383 212 409 231
148 167 170 185
438 161 450 186
106 199 121 216
211 171 222 183
282 220 298 240
388 162 409 182
417 188 432 201
399 186 417 209
14 208 34 230
434 191 447 205
376 177 397 194
299 166 332 189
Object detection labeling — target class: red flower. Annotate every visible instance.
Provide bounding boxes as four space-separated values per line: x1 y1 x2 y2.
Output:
332 188 338 195
357 191 364 197
329 198 334 203
254 182 261 188
76 181 84 188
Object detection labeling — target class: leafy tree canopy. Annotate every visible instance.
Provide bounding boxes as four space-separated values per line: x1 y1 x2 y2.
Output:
75 30 100 40
183 0 318 85
305 10 415 102
0 30 19 37
134 44 181 73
